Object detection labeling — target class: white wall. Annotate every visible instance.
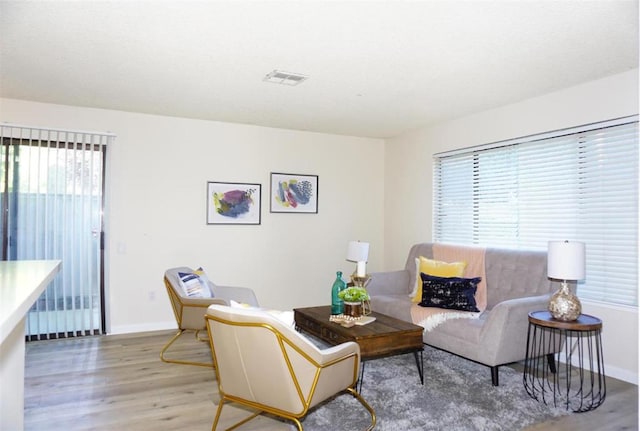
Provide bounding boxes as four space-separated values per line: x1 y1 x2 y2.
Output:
0 98 385 333
384 69 639 383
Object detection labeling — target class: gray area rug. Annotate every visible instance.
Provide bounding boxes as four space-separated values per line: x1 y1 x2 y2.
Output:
299 346 568 431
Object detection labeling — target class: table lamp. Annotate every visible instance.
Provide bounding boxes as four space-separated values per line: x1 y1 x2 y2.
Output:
346 240 370 287
547 240 585 321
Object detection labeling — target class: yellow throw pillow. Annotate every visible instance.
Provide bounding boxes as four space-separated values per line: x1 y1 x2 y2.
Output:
411 256 467 303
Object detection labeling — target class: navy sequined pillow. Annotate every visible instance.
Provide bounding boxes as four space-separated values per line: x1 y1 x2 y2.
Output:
419 273 481 312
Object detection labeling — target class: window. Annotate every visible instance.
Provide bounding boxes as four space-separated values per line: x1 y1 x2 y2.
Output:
1 125 112 339
433 117 638 307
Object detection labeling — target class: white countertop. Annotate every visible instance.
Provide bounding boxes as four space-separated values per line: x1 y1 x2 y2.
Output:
0 260 61 345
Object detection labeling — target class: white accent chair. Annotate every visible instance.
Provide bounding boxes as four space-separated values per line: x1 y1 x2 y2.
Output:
205 304 376 431
162 267 259 367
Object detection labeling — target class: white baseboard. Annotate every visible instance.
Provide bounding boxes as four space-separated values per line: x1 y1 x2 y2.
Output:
604 363 638 385
109 321 176 335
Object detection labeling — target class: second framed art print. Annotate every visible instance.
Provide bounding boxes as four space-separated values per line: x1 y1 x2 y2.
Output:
207 181 261 225
270 173 318 213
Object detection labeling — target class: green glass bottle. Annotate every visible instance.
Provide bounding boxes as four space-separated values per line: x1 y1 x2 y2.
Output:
331 271 347 315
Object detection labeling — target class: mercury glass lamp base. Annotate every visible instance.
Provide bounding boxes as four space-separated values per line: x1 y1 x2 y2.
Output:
548 281 582 321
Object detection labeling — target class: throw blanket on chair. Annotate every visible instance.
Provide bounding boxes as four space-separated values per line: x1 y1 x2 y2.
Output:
410 243 487 331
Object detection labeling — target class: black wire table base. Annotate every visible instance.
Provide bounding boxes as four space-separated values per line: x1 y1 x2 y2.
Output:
523 311 606 413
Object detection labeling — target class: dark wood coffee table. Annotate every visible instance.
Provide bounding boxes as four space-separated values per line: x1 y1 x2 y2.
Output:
293 305 424 389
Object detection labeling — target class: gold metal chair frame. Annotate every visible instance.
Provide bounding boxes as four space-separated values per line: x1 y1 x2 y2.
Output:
206 313 376 431
160 277 217 367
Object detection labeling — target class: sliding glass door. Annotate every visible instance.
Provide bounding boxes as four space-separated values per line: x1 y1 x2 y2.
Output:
0 125 111 340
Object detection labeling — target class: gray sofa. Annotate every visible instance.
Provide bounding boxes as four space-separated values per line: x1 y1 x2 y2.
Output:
367 243 554 385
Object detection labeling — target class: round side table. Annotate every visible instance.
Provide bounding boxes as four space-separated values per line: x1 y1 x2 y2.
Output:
523 310 606 413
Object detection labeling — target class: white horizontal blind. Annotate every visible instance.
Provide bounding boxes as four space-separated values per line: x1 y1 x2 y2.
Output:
433 118 638 307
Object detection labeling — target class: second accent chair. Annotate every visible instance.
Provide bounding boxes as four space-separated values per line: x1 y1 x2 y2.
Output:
162 266 259 367
205 304 376 431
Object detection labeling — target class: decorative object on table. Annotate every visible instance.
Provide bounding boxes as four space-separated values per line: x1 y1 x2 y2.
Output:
207 181 261 225
346 240 370 287
329 314 376 327
338 286 371 318
330 271 347 315
547 240 585 321
269 172 318 213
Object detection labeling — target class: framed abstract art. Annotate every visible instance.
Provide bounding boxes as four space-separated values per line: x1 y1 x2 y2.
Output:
270 173 318 213
207 181 261 225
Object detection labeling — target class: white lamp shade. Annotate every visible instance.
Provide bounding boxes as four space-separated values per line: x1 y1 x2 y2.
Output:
346 241 369 262
547 240 585 281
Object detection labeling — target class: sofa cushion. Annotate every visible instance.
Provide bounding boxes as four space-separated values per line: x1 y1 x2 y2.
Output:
411 257 467 303
418 274 481 312
422 315 487 361
484 248 548 308
369 294 414 323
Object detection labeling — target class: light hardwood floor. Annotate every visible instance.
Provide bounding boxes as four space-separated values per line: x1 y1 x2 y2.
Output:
24 330 638 431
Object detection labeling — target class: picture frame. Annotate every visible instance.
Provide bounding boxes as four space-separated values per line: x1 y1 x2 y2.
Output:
207 181 261 225
270 172 319 213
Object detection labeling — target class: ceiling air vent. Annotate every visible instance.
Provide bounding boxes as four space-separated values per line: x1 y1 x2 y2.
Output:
263 70 308 86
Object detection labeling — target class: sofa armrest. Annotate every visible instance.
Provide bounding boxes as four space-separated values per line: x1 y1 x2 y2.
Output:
215 285 260 307
366 270 411 296
480 294 553 364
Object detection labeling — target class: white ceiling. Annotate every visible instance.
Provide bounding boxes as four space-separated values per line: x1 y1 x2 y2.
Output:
1 1 637 139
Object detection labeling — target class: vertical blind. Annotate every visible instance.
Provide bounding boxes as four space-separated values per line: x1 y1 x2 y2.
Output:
0 124 112 339
433 117 638 307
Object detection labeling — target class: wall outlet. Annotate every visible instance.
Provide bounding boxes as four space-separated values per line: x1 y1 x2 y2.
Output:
117 242 127 254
